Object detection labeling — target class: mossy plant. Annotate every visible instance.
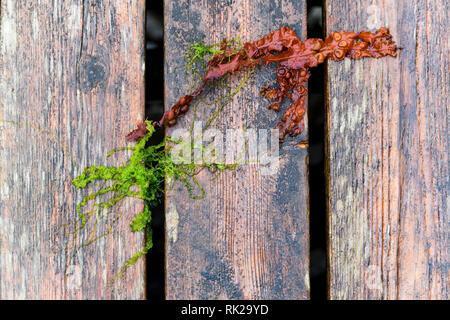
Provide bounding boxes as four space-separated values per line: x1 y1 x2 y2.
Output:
70 122 205 279
69 123 243 280
67 38 253 282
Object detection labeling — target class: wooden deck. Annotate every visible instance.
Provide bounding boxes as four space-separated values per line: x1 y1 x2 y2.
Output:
0 0 448 300
326 0 448 299
0 0 146 299
164 0 309 300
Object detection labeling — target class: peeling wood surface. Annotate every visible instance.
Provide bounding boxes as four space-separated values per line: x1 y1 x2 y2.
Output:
0 0 146 299
164 0 309 299
325 0 449 299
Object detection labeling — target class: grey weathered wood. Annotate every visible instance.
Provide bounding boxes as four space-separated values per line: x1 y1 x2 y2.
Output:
164 0 309 299
0 0 146 299
325 0 449 299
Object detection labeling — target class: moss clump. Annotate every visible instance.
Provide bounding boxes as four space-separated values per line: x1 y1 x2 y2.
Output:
69 121 235 280
70 122 190 278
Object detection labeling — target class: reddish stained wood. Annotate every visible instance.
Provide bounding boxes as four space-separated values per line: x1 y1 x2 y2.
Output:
325 0 449 299
164 0 309 299
0 0 145 299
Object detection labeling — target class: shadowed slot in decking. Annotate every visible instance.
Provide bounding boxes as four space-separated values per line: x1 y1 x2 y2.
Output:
145 0 165 300
307 0 327 300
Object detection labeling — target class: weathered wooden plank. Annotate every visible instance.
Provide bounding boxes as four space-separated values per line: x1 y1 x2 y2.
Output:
164 0 309 299
325 0 448 299
0 0 146 299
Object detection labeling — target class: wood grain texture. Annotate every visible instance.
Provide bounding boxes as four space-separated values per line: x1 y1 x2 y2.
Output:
164 0 309 299
325 0 448 299
0 0 145 299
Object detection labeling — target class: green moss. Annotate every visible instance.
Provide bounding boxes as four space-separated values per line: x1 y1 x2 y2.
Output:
70 123 184 277
69 121 237 280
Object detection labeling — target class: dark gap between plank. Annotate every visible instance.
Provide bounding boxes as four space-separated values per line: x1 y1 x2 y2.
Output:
307 0 327 300
145 0 328 300
145 0 165 300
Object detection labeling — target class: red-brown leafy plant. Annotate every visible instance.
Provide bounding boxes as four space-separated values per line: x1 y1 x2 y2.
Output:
127 26 399 143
